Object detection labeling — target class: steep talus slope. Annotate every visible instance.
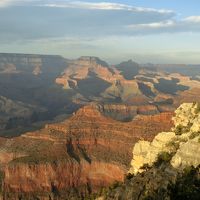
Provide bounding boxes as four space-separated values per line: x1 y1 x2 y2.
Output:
98 102 200 200
0 104 172 199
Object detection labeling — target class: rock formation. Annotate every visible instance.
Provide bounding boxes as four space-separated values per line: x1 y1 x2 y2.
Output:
129 102 200 174
97 102 200 200
0 53 66 75
0 53 74 135
1 53 200 136
0 104 172 199
55 56 200 113
1 53 200 199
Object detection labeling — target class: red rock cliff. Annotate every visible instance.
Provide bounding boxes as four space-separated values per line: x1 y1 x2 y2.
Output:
0 104 173 199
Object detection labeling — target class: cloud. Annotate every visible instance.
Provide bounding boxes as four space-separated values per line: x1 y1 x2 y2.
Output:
0 0 41 8
0 0 14 7
0 0 173 14
43 1 173 14
128 20 175 29
183 16 200 23
0 1 199 64
0 1 176 42
0 0 199 43
126 16 200 34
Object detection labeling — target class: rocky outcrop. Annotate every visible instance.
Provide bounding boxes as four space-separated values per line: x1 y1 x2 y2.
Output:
55 57 146 103
129 102 200 175
136 104 159 115
96 163 200 200
97 104 138 121
55 56 113 89
94 104 159 121
129 131 176 174
171 139 200 168
96 102 200 200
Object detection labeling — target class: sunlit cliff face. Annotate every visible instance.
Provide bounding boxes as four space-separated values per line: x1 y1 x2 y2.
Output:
0 103 173 199
130 102 200 175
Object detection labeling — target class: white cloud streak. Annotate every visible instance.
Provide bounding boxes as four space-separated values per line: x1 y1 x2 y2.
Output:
0 0 14 7
43 1 173 14
126 16 200 33
0 0 174 15
183 16 200 23
0 0 40 7
128 20 175 29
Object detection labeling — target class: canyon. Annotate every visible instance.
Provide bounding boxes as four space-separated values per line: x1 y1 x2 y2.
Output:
0 53 200 199
1 53 200 136
0 104 173 199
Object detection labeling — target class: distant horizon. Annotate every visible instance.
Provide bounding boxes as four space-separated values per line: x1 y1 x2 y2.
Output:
1 52 200 66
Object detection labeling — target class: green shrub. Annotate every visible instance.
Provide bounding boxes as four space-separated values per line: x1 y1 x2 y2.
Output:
141 164 151 171
109 181 121 190
167 141 180 150
175 125 184 135
126 173 134 180
183 166 196 176
158 152 172 162
0 170 4 193
99 187 108 196
169 166 200 199
193 102 197 107
155 152 172 167
175 124 191 135
189 132 200 140
195 102 200 114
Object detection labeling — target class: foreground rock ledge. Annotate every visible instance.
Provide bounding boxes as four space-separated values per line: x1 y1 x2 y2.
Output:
129 102 200 175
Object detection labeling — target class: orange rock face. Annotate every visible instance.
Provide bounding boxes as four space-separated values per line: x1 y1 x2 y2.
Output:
4 162 124 193
0 104 173 199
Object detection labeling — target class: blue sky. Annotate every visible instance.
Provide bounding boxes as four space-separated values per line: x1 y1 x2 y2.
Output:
0 0 200 64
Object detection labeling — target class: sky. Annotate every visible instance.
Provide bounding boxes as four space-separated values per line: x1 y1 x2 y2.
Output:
0 0 200 64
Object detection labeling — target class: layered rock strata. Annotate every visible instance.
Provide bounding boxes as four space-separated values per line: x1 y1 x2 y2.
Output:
0 104 172 199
